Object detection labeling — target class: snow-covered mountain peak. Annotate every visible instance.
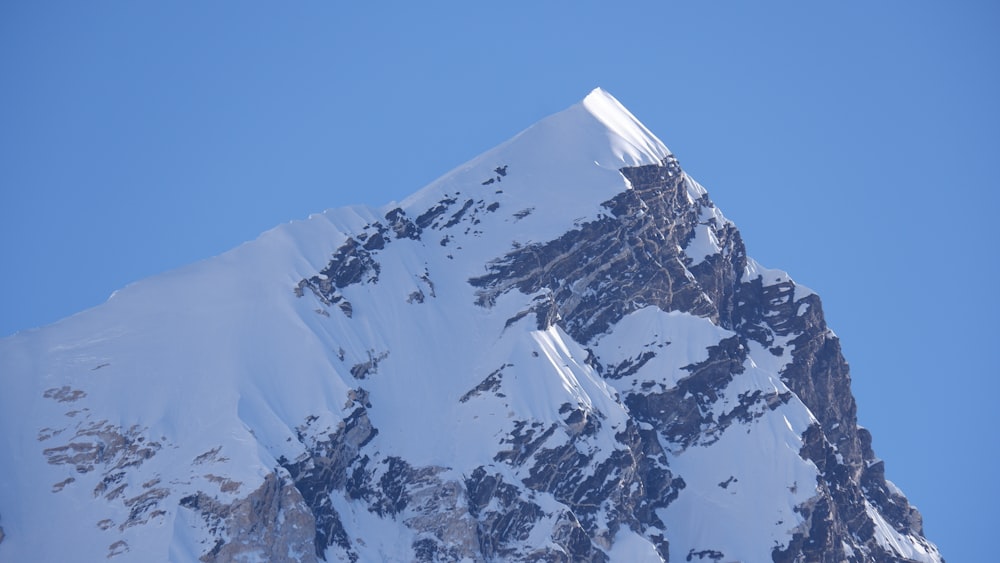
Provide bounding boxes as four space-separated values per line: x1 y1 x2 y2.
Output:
394 89 668 230
0 90 941 563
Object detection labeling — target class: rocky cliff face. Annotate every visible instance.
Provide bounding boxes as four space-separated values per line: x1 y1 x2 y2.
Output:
280 154 939 562
0 89 941 562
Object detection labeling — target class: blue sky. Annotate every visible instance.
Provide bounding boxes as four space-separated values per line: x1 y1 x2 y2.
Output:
2 2 996 559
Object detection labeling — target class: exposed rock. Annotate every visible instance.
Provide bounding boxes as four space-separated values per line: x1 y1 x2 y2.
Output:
350 349 390 380
416 196 458 229
459 364 509 403
120 485 170 530
470 155 733 343
280 405 378 560
297 237 381 311
384 207 422 240
419 271 437 297
40 420 163 476
107 539 128 558
192 446 227 465
444 199 475 229
52 477 75 492
43 385 87 403
404 477 480 562
180 472 317 563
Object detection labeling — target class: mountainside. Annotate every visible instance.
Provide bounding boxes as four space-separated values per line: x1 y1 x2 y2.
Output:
0 89 941 562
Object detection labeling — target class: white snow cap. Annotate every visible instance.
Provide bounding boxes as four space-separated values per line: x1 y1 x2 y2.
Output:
580 87 671 166
398 87 670 226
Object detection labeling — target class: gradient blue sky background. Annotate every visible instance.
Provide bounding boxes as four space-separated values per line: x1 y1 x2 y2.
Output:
2 2 997 559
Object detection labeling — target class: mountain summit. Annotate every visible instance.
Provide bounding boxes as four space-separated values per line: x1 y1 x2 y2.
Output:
0 89 941 562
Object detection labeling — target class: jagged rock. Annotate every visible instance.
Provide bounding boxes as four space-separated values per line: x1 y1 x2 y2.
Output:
384 208 423 240
180 472 316 563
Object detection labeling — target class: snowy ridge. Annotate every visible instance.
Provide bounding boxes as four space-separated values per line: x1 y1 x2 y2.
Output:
392 88 668 246
0 89 940 562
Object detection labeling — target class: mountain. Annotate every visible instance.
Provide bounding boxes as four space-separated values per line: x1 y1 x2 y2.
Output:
0 88 941 562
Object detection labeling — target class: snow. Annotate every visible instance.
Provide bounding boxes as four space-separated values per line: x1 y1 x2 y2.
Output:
658 398 820 562
605 527 664 562
644 317 823 561
682 194 729 267
581 87 671 167
592 306 735 394
395 88 669 253
684 224 721 266
865 500 940 563
742 256 816 301
742 256 790 285
0 88 939 563
329 494 417 561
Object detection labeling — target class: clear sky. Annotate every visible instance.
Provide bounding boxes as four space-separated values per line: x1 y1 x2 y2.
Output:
2 2 996 559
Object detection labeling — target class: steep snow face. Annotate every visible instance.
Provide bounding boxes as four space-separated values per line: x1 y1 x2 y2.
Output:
0 89 940 563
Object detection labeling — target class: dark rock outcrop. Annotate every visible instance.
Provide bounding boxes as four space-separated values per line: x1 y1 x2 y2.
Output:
179 473 317 563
